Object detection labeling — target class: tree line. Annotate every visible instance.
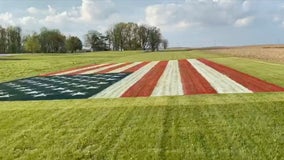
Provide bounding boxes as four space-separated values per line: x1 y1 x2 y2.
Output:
0 26 22 53
0 22 168 53
106 22 168 51
23 28 83 53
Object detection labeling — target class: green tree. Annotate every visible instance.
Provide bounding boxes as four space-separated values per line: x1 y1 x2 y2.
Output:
124 22 139 50
161 39 168 50
138 24 150 50
6 26 22 53
66 36 82 53
107 22 164 52
85 30 108 51
148 26 162 51
0 26 7 53
108 22 127 51
23 33 40 53
39 27 66 53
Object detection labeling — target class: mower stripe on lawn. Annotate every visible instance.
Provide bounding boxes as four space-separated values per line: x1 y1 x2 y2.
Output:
91 61 159 98
189 59 252 93
122 61 168 97
199 58 284 92
179 59 217 95
108 62 142 73
151 60 184 96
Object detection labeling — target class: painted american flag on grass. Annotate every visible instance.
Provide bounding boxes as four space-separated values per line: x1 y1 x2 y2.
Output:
0 59 284 101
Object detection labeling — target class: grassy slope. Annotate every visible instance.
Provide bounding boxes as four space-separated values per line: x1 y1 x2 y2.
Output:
0 51 283 159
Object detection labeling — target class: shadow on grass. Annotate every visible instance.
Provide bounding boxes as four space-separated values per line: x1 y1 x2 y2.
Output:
0 58 28 61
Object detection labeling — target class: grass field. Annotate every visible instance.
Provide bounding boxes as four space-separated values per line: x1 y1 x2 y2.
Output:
0 50 283 159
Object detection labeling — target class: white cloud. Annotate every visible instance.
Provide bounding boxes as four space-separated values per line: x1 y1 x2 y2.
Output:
47 5 57 15
40 0 116 26
80 0 115 21
20 16 37 26
234 16 254 27
2 0 284 47
0 12 12 21
27 5 57 16
27 7 40 14
145 0 255 31
12 0 117 34
0 12 14 26
242 0 252 12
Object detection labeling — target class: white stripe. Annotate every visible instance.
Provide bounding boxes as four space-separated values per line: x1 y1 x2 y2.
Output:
151 60 183 96
54 63 107 75
108 62 142 73
79 63 124 74
188 59 252 93
91 61 159 98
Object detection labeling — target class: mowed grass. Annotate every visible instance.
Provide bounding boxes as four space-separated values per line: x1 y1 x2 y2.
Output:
0 51 142 83
0 51 284 159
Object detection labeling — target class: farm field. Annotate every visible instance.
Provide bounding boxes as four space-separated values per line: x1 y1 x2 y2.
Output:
0 50 284 159
207 45 284 63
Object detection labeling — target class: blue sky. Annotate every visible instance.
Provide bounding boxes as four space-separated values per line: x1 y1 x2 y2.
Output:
1 0 284 47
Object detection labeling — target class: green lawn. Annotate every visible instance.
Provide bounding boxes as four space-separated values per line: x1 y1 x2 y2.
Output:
0 51 283 159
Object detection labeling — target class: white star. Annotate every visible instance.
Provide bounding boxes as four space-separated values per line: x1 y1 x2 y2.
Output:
60 90 74 93
98 82 108 85
22 89 33 92
45 85 55 89
33 93 47 97
86 86 99 89
17 87 27 90
71 92 86 96
0 94 11 98
53 87 65 91
106 78 116 81
26 91 39 94
76 85 87 87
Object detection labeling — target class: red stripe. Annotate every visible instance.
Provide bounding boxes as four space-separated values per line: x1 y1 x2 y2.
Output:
179 60 217 94
68 63 113 75
122 61 168 97
199 58 284 92
123 62 150 72
40 64 97 76
97 63 132 73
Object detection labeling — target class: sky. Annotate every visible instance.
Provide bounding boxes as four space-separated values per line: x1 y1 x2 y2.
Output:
1 0 284 47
